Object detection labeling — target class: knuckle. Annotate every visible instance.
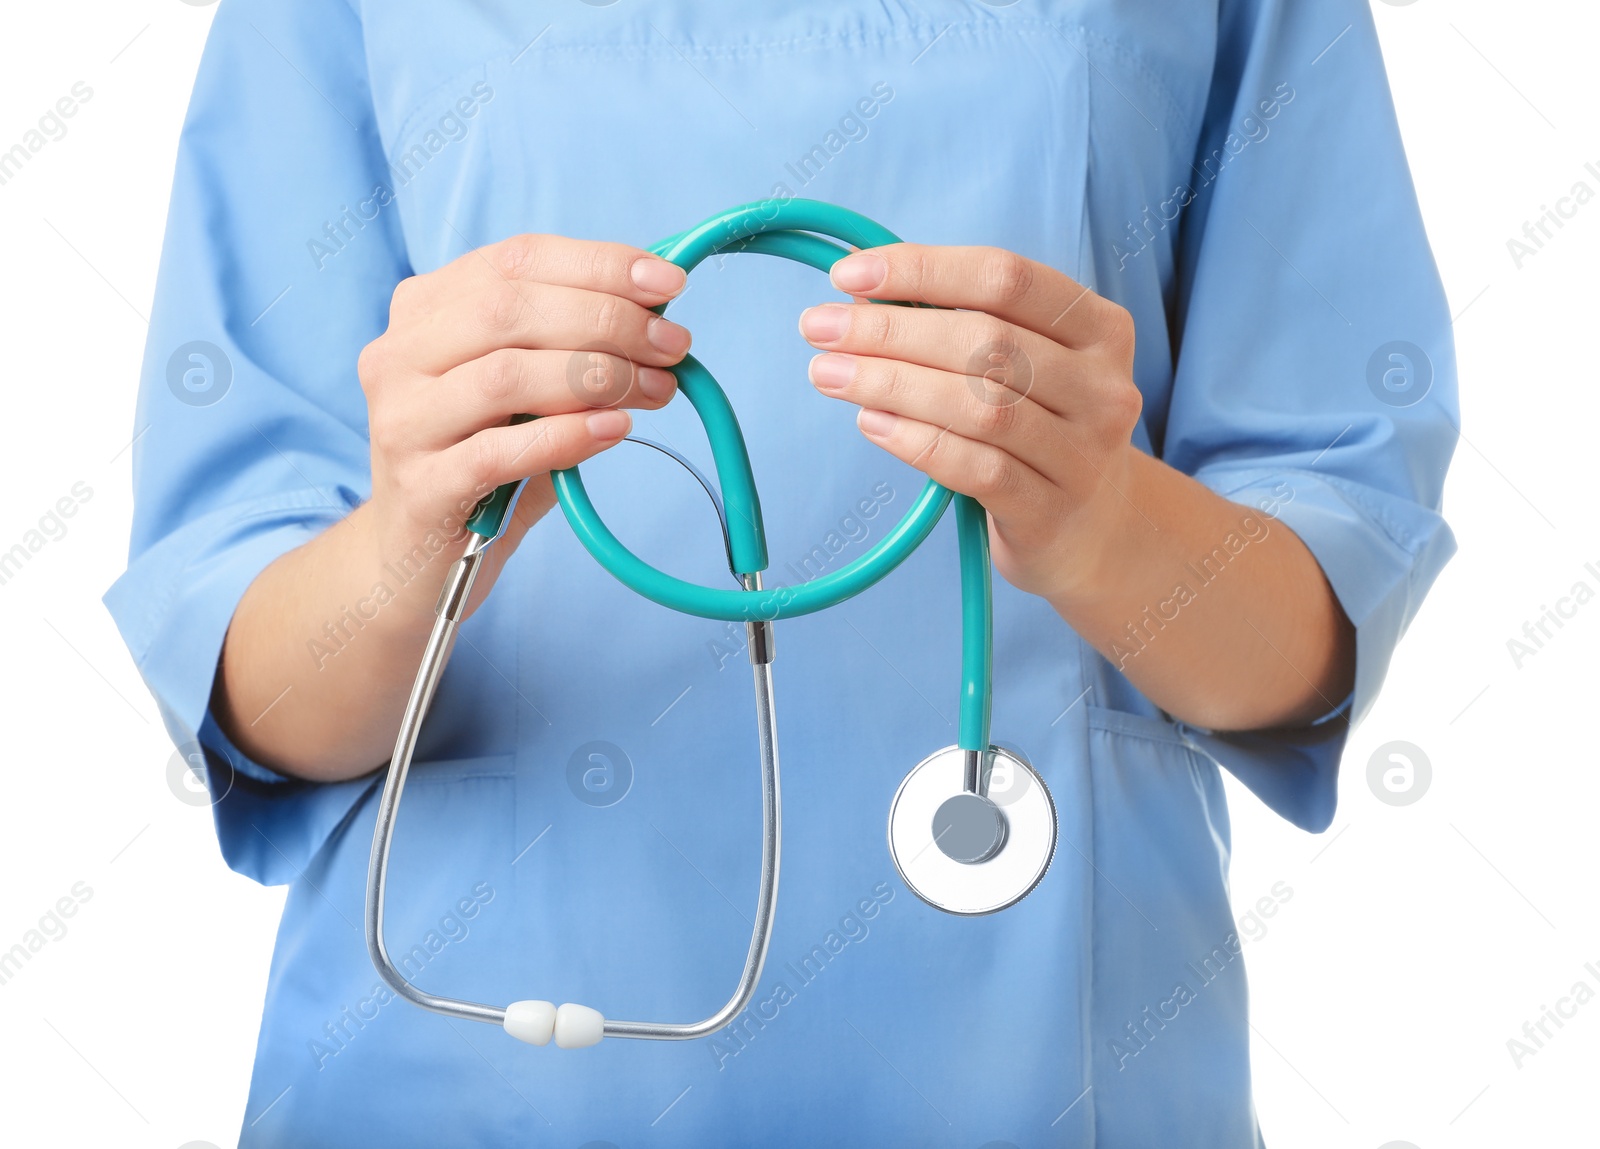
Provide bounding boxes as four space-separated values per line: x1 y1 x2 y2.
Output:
864 304 901 346
530 417 564 461
971 451 1016 499
975 314 1017 355
462 432 504 487
874 357 910 405
1113 380 1144 433
601 353 638 405
979 249 1036 307
591 292 626 344
900 246 934 297
849 353 887 400
476 280 527 335
569 349 630 407
971 393 1017 437
388 275 422 320
356 339 387 393
1098 301 1136 357
474 349 520 406
494 234 542 280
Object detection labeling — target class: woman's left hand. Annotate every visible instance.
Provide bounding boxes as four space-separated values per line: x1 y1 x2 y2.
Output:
800 244 1143 603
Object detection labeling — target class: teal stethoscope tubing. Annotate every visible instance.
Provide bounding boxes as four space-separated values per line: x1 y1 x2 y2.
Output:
465 198 993 755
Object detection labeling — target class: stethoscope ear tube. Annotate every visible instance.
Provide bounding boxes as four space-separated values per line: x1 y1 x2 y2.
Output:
365 543 510 1028
365 545 786 1046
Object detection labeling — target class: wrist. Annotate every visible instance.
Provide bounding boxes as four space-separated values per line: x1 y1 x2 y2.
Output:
1039 443 1150 609
341 499 466 632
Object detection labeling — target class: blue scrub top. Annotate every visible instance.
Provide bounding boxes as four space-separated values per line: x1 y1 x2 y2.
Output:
106 0 1457 1145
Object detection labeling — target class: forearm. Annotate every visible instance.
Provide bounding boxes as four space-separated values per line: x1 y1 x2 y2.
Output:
1048 446 1354 731
211 500 462 783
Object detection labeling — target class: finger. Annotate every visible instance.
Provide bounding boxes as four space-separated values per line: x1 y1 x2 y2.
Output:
435 408 633 507
808 351 1077 487
799 301 1099 420
395 276 692 378
387 232 691 373
851 406 1052 529
416 349 677 447
826 243 1123 350
439 233 687 311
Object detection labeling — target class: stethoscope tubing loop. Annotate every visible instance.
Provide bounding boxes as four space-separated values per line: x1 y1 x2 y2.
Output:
552 198 995 753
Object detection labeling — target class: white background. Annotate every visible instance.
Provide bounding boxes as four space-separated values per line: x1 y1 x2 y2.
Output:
0 1 1595 1146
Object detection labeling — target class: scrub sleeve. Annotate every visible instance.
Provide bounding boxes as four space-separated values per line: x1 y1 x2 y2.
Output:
1151 0 1458 831
102 0 405 884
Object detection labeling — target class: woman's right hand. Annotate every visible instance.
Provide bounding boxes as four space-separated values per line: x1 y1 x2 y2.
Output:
217 234 693 779
356 233 693 616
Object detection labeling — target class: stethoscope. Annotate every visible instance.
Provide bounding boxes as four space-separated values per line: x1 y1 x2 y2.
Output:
365 199 1057 1050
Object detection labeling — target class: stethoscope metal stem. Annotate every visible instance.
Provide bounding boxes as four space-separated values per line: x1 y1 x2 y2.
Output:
606 579 780 1037
365 549 783 1044
365 536 506 1027
963 748 993 798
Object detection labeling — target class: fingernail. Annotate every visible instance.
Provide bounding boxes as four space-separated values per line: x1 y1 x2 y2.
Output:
637 366 676 402
830 253 886 294
809 353 855 391
799 304 850 343
646 315 691 354
587 409 631 440
857 408 896 437
631 257 686 297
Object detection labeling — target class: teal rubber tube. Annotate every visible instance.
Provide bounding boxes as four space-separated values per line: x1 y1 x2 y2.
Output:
466 199 995 755
954 494 993 755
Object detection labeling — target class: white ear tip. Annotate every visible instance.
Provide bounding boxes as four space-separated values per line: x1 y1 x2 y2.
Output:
503 1000 556 1046
553 1003 605 1048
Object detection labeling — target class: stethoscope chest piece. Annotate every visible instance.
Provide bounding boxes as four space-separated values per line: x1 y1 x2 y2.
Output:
888 745 1057 915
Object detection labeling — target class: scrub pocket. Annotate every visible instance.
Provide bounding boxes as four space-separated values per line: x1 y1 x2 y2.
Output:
284 752 521 1011
1082 705 1263 1149
245 753 527 1137
357 754 519 999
